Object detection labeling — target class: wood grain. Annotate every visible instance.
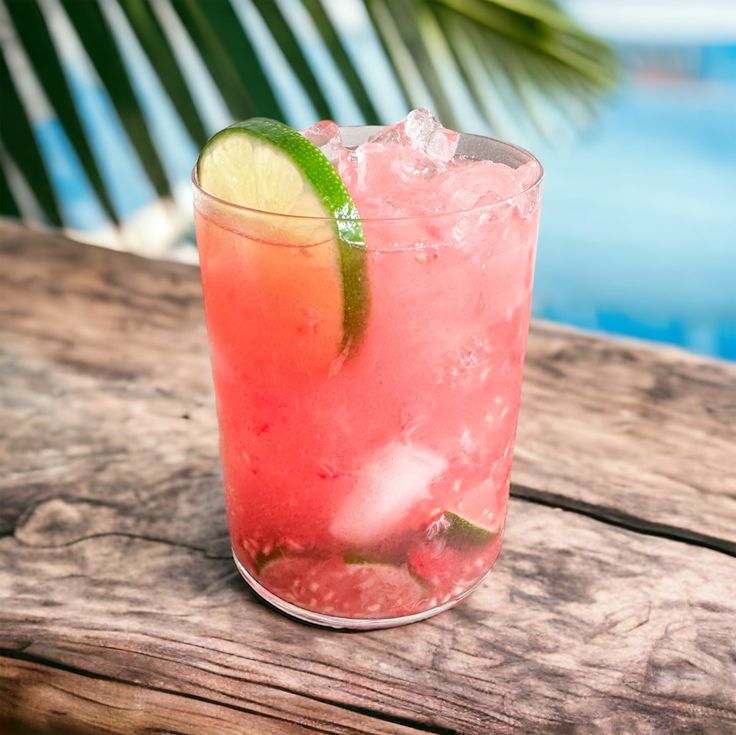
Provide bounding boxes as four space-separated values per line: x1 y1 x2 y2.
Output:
1 219 735 734
517 322 736 546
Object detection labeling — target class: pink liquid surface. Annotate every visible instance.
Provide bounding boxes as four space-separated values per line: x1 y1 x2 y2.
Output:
195 112 542 622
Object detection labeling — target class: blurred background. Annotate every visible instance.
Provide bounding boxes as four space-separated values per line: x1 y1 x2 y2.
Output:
1 0 734 359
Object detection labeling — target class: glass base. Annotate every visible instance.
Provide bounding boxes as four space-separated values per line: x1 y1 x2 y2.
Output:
232 549 490 630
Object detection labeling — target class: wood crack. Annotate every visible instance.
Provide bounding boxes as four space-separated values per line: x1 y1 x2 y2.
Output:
77 634 474 734
511 483 736 557
0 650 338 735
5 530 231 560
0 649 446 735
287 692 465 735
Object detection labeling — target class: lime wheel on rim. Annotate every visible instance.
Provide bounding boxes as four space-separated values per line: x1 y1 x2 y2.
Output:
196 118 369 365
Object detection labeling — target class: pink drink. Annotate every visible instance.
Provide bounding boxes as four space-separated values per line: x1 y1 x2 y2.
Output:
194 111 542 628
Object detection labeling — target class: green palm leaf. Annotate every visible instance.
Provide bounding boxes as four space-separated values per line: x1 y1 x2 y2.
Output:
60 0 170 199
363 0 420 109
0 0 617 235
170 0 283 120
251 0 335 120
0 51 62 227
0 159 21 220
383 0 456 125
118 0 209 147
435 0 615 87
5 0 119 224
301 0 380 122
431 5 508 132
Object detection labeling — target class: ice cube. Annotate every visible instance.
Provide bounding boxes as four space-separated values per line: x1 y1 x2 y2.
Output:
310 109 524 226
368 108 458 169
301 120 343 164
301 119 341 147
405 108 438 149
330 442 447 547
425 127 459 167
512 160 542 218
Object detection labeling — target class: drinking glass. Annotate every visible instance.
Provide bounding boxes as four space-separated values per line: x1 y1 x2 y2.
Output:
193 126 542 629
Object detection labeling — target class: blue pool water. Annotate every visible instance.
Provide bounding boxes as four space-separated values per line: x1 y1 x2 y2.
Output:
531 45 736 360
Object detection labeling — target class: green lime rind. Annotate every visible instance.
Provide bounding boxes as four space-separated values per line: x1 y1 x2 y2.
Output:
344 553 430 593
407 568 430 592
197 117 369 352
253 548 284 574
444 511 496 548
343 551 399 566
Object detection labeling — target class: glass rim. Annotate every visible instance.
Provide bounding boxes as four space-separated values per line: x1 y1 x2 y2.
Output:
191 124 543 224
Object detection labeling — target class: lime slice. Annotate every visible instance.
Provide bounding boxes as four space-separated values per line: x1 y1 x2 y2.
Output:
443 512 496 548
253 548 284 574
197 118 369 354
343 551 399 566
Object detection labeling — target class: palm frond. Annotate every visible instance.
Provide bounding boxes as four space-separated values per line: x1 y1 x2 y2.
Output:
5 0 119 223
301 0 380 122
363 0 431 110
397 0 617 134
0 157 21 219
251 0 335 120
0 48 63 227
170 0 283 120
0 0 618 236
119 0 209 147
431 5 508 133
382 0 457 125
434 0 616 88
59 0 171 198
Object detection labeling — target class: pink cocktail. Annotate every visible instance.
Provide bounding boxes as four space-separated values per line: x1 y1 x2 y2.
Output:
194 111 542 628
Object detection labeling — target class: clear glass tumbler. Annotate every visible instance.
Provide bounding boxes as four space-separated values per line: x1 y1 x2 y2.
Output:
193 126 542 629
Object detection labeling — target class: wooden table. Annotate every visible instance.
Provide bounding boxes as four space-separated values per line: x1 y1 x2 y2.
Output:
1 219 735 734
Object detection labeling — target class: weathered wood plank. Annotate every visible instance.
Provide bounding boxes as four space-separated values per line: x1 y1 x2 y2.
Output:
1 498 734 733
1 219 735 733
516 322 736 546
0 657 323 735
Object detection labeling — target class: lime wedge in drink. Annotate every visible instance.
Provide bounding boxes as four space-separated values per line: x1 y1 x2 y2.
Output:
252 548 284 574
443 512 496 548
197 118 369 355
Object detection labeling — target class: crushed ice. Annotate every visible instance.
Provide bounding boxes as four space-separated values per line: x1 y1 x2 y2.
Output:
301 109 540 222
368 108 459 168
